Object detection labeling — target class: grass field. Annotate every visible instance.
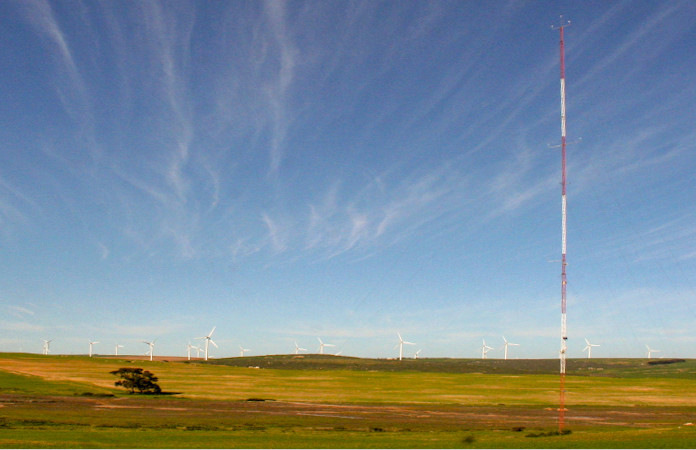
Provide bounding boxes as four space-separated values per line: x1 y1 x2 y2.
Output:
1 353 695 448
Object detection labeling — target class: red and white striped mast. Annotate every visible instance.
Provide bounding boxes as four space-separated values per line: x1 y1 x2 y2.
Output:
553 16 571 433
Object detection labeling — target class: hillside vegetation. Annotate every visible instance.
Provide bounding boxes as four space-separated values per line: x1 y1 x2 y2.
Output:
2 353 696 448
206 354 696 378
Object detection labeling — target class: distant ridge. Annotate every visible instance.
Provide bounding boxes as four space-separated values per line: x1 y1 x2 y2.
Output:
201 354 696 378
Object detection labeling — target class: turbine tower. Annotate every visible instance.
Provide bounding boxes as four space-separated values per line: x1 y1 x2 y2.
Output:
317 338 335 355
646 344 660 359
414 349 422 360
502 336 520 360
583 338 600 359
42 339 52 355
114 344 124 356
143 340 156 361
481 339 493 359
239 345 250 357
88 340 99 358
396 332 415 361
196 327 218 361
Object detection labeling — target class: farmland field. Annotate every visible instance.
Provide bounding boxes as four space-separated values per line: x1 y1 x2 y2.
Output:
1 353 695 448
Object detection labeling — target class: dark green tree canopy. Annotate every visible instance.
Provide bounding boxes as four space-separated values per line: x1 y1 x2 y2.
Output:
110 367 161 394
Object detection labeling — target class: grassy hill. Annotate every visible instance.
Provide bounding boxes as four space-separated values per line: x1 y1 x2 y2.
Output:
2 353 696 448
204 354 696 378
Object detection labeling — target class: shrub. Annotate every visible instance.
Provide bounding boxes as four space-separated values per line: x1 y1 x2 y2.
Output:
109 368 161 394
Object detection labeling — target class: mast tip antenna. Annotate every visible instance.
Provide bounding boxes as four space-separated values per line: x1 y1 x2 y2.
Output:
551 16 571 30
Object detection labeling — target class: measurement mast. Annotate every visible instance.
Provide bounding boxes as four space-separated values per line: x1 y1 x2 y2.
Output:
555 17 570 433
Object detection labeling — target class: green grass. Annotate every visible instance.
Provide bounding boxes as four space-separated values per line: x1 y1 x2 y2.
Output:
1 353 696 448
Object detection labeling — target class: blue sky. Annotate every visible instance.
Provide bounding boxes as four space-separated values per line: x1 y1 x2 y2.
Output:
1 1 695 360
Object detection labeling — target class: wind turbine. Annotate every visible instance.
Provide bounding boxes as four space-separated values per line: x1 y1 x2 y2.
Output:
42 339 52 355
414 349 422 360
583 338 600 359
195 345 203 358
143 340 156 361
294 341 307 354
239 345 250 357
481 339 493 359
502 336 519 360
196 327 218 361
186 342 196 360
114 344 124 356
88 340 99 357
317 338 336 355
396 333 415 361
646 344 660 359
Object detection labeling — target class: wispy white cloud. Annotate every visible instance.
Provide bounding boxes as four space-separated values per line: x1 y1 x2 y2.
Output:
262 213 288 253
262 0 297 174
17 0 94 144
6 305 36 318
0 320 43 332
574 2 687 93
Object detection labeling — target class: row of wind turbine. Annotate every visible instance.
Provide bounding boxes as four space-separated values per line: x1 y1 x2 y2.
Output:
481 337 519 360
41 334 660 359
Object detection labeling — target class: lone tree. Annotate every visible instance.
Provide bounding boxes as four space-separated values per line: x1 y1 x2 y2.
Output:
110 368 161 394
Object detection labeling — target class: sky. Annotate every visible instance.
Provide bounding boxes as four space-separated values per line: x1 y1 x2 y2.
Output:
1 0 695 360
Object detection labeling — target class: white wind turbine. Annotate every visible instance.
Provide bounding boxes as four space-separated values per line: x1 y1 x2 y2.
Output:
481 339 493 359
143 340 156 361
502 336 519 360
195 345 203 358
114 344 124 356
317 338 336 355
196 327 218 361
186 342 196 360
42 339 52 355
294 341 307 354
396 333 415 361
414 349 422 360
239 345 250 357
646 344 660 359
88 340 99 357
583 338 600 359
